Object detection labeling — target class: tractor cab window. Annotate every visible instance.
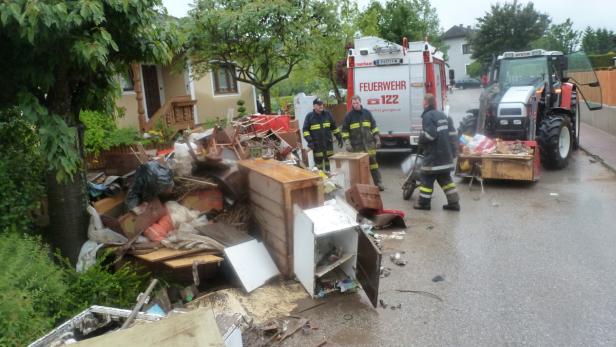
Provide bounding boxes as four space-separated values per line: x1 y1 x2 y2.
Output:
498 57 549 88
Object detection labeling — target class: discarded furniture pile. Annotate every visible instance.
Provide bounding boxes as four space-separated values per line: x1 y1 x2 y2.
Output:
35 114 407 346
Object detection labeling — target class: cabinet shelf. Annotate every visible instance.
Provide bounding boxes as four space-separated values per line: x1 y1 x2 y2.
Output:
315 253 354 278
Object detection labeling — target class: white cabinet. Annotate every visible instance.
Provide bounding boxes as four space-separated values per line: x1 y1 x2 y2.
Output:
293 203 381 307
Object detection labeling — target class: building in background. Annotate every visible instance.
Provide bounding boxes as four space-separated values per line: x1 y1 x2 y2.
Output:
116 62 256 132
442 25 475 85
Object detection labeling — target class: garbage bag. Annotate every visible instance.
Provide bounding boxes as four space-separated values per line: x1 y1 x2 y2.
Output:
76 240 104 273
87 206 128 245
165 201 199 228
126 161 174 210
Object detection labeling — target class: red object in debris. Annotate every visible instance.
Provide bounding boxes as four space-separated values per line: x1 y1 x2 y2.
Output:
157 148 174 157
378 209 405 218
143 214 174 241
250 115 291 133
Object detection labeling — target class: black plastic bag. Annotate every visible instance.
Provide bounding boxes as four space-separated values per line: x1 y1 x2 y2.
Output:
126 161 174 210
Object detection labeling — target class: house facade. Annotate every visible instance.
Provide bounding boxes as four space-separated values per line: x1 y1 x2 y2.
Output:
442 25 475 83
116 63 256 132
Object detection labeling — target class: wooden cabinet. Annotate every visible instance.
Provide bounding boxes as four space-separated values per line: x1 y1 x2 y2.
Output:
329 152 374 189
238 159 324 277
293 203 381 307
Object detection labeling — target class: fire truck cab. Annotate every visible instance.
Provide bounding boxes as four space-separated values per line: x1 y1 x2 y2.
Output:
347 36 448 152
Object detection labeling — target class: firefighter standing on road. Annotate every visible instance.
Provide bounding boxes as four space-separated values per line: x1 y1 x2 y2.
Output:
341 95 385 191
414 93 460 211
302 98 343 171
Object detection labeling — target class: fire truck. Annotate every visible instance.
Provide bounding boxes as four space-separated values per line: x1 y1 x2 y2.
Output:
346 36 448 152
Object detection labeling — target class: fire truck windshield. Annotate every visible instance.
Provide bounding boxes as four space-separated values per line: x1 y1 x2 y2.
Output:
498 56 549 88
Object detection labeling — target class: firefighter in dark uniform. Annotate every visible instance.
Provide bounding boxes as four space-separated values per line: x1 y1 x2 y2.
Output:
302 98 343 171
414 93 460 211
341 95 385 191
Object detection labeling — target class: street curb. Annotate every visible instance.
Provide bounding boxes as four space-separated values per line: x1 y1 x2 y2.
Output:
579 146 616 173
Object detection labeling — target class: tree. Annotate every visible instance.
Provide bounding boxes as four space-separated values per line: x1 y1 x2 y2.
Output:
357 1 383 37
470 1 550 66
0 1 178 261
582 27 616 54
306 0 358 104
358 0 441 46
532 18 581 54
186 0 328 113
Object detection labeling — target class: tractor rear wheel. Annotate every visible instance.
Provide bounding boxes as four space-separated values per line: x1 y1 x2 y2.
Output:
538 116 573 169
458 110 478 137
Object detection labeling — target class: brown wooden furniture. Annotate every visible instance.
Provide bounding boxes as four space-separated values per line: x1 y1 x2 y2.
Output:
238 159 324 277
329 152 374 189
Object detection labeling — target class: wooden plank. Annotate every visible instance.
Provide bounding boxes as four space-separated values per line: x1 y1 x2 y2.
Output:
133 248 204 262
163 254 223 269
481 157 534 181
194 223 253 247
74 307 224 347
92 191 126 218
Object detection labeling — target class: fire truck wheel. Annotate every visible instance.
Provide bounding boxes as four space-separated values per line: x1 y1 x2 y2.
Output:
538 116 572 169
458 112 478 138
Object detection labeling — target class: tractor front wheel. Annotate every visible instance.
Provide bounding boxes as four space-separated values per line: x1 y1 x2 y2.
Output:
538 116 573 169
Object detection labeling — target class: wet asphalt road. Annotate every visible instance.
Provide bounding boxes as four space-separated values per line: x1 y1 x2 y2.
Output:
284 89 616 346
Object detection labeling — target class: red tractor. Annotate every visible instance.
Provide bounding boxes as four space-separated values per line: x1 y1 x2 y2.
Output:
459 50 602 171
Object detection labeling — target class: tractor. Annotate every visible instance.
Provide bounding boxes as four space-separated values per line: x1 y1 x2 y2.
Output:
458 49 602 170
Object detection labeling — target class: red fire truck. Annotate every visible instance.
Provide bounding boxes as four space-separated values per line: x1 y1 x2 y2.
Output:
346 36 448 152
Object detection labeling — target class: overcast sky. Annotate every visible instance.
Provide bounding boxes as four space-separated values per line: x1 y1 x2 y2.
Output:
162 0 616 32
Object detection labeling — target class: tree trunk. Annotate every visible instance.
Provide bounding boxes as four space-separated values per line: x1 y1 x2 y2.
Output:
330 77 343 104
262 88 272 114
46 163 89 264
46 70 89 264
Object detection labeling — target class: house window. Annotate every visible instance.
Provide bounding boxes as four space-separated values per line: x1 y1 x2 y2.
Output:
213 65 238 94
119 69 134 92
462 44 472 55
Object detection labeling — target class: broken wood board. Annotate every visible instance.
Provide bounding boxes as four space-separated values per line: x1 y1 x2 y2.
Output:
74 307 224 347
92 191 126 218
179 188 224 213
163 254 223 269
195 223 253 247
224 239 280 293
132 248 204 263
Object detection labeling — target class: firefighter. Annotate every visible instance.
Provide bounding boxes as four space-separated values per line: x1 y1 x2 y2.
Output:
302 98 343 171
341 95 385 191
414 93 460 211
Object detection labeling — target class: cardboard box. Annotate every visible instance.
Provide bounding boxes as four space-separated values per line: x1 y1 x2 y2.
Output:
345 184 383 212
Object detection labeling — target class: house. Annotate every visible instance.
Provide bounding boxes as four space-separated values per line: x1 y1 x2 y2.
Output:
442 25 475 84
116 62 257 132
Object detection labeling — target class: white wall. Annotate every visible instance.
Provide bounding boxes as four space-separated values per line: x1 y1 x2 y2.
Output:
445 36 474 82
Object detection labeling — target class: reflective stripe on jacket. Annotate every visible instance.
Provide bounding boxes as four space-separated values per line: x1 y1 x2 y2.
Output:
419 107 456 173
341 107 379 151
302 110 341 153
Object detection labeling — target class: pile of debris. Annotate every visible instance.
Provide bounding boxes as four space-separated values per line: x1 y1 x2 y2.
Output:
38 114 408 346
459 134 533 156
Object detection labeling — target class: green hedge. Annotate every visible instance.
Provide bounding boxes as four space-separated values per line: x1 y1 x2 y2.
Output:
0 232 149 346
0 109 44 234
588 52 616 68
